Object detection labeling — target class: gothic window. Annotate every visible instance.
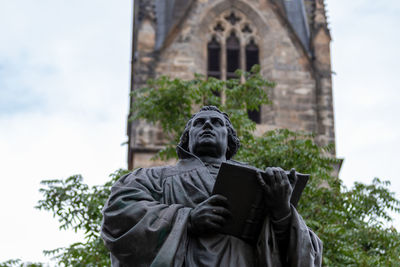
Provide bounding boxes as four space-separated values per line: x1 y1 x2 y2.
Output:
207 36 221 79
225 12 241 25
226 32 240 80
246 39 259 72
207 36 221 97
206 11 261 123
214 22 225 32
246 39 261 123
242 24 253 34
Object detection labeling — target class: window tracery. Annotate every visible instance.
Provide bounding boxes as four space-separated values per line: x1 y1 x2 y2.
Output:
207 10 261 123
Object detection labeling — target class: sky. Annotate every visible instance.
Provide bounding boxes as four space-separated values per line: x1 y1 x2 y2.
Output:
0 0 399 264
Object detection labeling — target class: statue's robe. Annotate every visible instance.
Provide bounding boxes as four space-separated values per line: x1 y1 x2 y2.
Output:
101 149 323 267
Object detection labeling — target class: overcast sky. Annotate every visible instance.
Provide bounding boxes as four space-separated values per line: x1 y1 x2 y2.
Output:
0 0 399 264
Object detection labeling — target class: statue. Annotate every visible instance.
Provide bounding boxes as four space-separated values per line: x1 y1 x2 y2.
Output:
101 106 322 266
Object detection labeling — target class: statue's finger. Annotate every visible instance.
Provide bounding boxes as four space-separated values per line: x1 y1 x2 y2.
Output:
273 168 282 184
207 221 224 232
281 170 290 186
264 183 273 197
265 167 275 186
210 194 228 201
277 167 285 172
257 172 268 190
207 214 227 228
289 168 297 185
212 207 232 218
209 194 230 208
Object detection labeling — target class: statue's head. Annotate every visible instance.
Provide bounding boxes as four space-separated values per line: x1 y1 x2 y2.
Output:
177 106 240 160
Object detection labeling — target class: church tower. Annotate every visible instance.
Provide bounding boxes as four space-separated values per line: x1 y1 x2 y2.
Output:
128 0 336 170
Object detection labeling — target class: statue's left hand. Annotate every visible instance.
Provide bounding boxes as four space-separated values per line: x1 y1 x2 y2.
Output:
188 195 232 236
257 167 294 220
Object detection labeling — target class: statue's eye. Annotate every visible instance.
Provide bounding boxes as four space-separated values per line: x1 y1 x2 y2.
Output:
193 118 204 126
212 118 223 126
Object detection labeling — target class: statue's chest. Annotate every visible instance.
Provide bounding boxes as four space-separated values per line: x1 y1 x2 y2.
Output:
161 166 215 207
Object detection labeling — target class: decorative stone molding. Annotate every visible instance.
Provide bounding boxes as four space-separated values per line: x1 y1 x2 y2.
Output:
206 9 261 55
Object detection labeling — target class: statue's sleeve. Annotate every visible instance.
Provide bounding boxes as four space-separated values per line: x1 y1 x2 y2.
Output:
257 205 323 267
101 168 191 267
286 206 322 266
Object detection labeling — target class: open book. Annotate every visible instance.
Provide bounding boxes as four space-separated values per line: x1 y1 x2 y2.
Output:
211 162 309 244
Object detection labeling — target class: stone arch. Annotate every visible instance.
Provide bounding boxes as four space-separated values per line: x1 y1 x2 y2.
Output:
197 1 267 76
195 1 267 123
172 1 264 79
195 0 314 73
197 0 269 39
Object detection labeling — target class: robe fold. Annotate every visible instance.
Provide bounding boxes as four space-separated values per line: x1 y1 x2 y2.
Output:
101 150 322 267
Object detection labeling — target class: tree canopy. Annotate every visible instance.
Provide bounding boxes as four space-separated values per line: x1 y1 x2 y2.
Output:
3 68 399 266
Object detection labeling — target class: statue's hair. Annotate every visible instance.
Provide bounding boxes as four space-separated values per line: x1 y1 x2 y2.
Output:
177 106 240 159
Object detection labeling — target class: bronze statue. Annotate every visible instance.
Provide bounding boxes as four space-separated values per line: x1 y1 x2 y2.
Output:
101 106 322 266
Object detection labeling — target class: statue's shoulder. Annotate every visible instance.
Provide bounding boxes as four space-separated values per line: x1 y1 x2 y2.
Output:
110 165 175 186
125 158 204 182
131 164 177 179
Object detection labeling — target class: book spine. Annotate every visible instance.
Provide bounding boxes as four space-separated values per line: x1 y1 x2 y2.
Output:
241 188 265 243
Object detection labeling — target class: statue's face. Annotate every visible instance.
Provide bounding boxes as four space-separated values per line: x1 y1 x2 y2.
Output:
188 110 228 159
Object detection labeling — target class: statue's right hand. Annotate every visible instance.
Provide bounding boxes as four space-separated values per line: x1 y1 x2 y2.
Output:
188 194 232 236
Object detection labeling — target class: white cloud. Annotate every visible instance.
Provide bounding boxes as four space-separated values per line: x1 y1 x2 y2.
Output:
0 111 127 263
328 0 400 228
0 0 132 117
0 0 132 263
1 0 400 263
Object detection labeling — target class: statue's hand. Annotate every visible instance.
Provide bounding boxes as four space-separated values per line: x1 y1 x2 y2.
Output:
257 167 295 220
188 194 232 236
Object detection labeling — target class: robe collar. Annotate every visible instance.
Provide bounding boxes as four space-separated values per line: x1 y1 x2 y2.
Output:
174 146 243 173
176 146 207 171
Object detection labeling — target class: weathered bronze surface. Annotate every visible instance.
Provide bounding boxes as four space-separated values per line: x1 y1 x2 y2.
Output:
101 106 322 266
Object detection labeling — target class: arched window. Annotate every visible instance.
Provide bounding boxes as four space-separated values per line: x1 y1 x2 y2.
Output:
246 39 259 72
207 36 221 79
207 11 261 123
226 31 240 80
246 39 261 123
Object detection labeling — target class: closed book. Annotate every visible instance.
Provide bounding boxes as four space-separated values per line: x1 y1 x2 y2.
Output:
211 162 309 244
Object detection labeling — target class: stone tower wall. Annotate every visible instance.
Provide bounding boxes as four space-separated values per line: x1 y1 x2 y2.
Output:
129 0 335 168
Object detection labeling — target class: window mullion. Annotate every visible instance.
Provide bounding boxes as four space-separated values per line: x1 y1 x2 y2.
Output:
221 39 227 104
240 41 246 83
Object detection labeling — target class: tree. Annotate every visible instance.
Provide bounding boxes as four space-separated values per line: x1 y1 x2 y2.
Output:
130 67 400 266
0 259 43 267
36 170 129 267
4 68 399 266
0 170 128 267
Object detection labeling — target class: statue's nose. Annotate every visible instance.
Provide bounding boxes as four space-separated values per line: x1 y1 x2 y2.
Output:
203 120 212 129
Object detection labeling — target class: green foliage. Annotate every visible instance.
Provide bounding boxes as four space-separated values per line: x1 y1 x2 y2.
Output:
42 238 110 267
130 69 400 266
34 169 129 266
30 69 400 266
131 66 272 159
319 179 400 267
0 259 43 267
235 129 400 266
